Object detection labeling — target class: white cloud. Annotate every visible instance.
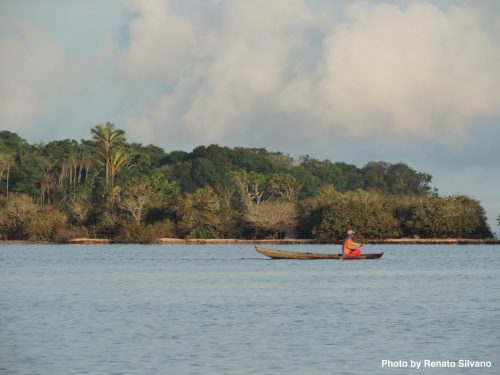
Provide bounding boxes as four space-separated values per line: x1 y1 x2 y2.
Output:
119 0 198 86
291 1 500 142
116 0 500 148
0 18 73 134
118 0 324 145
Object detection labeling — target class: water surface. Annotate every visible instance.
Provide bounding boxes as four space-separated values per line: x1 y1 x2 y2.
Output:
1 244 499 374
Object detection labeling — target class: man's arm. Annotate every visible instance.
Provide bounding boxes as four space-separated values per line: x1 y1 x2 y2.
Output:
349 241 364 248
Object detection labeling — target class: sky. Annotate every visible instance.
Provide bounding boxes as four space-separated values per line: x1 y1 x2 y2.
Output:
1 0 499 233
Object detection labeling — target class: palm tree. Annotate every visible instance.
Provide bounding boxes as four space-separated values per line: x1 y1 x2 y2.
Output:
78 152 91 184
0 153 15 197
108 148 131 189
40 173 54 204
90 122 126 191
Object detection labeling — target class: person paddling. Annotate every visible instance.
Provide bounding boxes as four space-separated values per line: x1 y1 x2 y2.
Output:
342 229 364 257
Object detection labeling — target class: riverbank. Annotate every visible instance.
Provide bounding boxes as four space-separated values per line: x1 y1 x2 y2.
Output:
152 238 315 245
2 238 499 245
155 238 500 245
367 238 500 245
72 237 500 245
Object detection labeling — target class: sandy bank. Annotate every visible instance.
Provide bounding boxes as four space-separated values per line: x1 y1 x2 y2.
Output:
65 238 112 244
153 238 315 245
152 238 500 245
367 238 500 245
1 238 498 245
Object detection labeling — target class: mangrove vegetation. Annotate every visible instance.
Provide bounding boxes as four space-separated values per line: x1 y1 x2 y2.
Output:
0 125 494 243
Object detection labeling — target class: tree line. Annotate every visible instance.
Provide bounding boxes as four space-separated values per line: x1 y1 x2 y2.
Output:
0 125 494 242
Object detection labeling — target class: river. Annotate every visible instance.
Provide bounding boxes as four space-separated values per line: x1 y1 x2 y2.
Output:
1 244 499 374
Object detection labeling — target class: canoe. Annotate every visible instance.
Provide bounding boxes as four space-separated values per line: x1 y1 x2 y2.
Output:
255 246 383 260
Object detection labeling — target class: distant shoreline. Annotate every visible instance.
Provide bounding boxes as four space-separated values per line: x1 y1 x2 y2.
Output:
368 238 500 245
1 238 499 245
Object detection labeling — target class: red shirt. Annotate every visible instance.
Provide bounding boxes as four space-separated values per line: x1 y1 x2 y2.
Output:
342 238 361 256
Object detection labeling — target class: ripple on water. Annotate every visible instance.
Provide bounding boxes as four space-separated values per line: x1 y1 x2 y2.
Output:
0 244 499 374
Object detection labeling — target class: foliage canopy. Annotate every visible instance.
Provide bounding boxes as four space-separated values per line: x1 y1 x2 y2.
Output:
0 127 494 242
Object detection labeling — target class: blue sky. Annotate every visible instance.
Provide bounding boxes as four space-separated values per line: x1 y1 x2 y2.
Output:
1 0 499 233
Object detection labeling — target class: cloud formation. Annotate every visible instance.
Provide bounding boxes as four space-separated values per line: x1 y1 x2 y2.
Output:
119 0 323 145
302 2 500 142
2 0 499 152
0 18 73 136
1 0 498 229
117 0 500 149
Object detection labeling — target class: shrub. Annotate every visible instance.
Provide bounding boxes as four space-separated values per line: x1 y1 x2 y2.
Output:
0 193 38 240
26 206 68 241
404 195 492 238
189 224 219 239
175 186 242 238
311 190 401 243
298 184 338 238
53 225 90 243
63 191 92 225
244 201 298 238
115 220 175 243
94 210 123 239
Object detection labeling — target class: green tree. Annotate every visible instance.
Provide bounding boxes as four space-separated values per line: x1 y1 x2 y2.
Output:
190 157 218 188
119 178 153 224
176 187 222 238
231 147 276 173
4 126 490 242
175 186 241 238
267 174 301 202
160 150 189 165
0 152 14 197
10 152 45 198
144 172 180 224
167 160 194 192
334 162 364 191
310 190 401 242
40 140 93 195
215 183 244 237
148 172 180 205
405 195 492 238
361 161 390 191
290 166 319 198
0 131 26 152
385 163 433 195
299 156 348 191
298 184 339 237
229 171 267 206
108 148 132 189
126 143 167 174
91 122 126 192
40 167 56 204
268 152 295 170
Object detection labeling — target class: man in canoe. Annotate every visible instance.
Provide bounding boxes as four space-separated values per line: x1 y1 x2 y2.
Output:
342 229 364 257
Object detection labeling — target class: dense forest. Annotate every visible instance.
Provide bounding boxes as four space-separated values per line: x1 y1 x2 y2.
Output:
0 124 494 242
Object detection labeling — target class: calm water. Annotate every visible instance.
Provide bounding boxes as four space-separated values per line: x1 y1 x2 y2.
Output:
1 244 499 375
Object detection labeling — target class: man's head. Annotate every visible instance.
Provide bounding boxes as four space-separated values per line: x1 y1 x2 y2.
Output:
346 229 355 238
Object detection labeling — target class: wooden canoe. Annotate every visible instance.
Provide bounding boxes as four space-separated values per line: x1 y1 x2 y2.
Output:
255 246 383 260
